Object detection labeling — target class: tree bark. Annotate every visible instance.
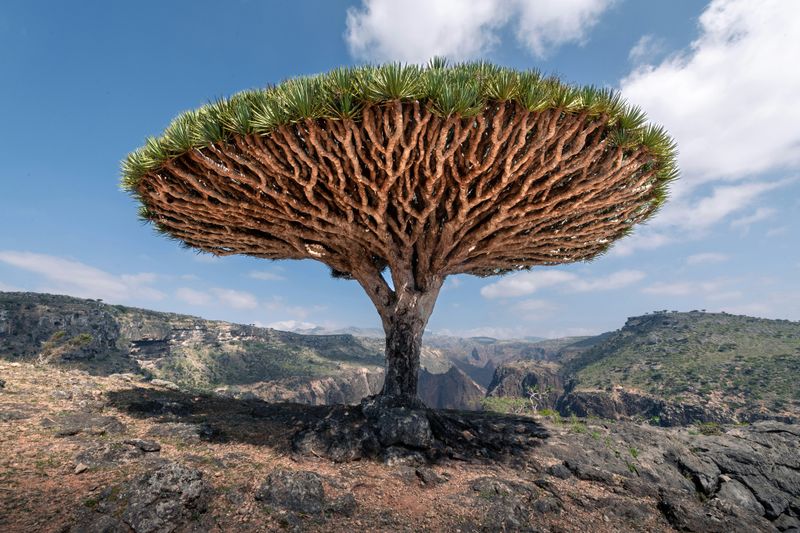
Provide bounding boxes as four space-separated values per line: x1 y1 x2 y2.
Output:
379 281 442 402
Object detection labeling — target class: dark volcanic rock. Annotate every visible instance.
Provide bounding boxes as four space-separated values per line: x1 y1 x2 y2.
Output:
74 462 211 533
293 401 549 463
47 412 126 437
124 439 162 452
146 422 221 442
374 408 433 448
556 389 733 426
75 441 147 469
292 407 380 462
255 469 325 514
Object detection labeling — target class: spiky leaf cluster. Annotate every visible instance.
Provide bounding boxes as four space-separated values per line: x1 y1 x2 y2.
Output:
121 60 678 206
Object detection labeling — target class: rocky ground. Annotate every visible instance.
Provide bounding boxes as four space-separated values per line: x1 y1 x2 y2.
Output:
1 360 798 532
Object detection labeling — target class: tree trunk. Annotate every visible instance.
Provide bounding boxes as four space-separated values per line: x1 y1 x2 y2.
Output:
380 282 442 402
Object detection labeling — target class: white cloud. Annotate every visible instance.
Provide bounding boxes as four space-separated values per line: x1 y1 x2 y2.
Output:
513 0 614 58
481 269 643 299
481 270 576 299
656 181 785 231
614 180 787 256
248 270 286 281
210 288 259 310
628 34 665 64
514 298 556 320
621 0 800 184
686 252 729 266
611 230 674 257
175 287 211 306
642 278 734 298
345 0 613 62
176 286 260 310
730 207 776 230
569 270 645 292
266 320 318 331
766 226 789 238
0 251 164 302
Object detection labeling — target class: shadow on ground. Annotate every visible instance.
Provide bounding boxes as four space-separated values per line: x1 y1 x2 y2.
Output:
106 387 549 462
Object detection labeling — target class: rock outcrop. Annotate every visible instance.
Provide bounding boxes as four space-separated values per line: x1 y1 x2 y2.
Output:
556 387 735 426
418 366 486 410
485 360 563 410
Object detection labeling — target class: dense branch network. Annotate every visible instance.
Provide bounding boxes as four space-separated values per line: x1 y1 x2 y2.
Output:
136 100 658 305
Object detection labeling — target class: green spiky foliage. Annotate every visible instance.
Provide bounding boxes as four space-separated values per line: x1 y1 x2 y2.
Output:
121 60 678 219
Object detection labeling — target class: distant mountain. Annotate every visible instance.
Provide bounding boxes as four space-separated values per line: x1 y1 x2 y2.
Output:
487 311 800 425
0 291 474 409
565 311 800 421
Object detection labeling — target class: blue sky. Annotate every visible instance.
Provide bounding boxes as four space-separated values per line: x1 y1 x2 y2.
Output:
1 0 798 338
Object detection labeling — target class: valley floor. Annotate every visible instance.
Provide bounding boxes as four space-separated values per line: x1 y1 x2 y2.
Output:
0 360 797 532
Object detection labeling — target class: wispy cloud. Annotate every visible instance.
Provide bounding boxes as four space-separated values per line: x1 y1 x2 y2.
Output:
175 287 212 306
248 270 286 281
612 180 788 256
0 251 164 302
481 269 644 299
685 252 729 266
175 286 260 310
265 320 318 331
513 298 556 320
730 207 776 230
641 278 740 300
628 34 666 64
345 0 614 62
210 288 259 310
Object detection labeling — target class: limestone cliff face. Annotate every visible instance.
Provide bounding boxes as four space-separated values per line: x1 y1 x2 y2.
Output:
485 360 563 410
418 366 486 410
222 367 386 406
0 292 483 409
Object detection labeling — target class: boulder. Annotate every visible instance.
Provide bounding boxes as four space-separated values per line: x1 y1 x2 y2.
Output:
255 469 326 514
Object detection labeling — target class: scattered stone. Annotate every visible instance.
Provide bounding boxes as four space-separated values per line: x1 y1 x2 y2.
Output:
483 500 534 532
256 469 326 514
326 493 357 517
128 398 191 417
75 442 146 469
74 463 89 474
416 467 447 486
146 422 221 442
124 439 161 453
149 379 180 391
533 497 562 514
381 446 426 467
121 463 210 532
50 413 126 437
73 462 212 533
471 477 535 501
0 408 33 422
546 463 572 479
51 389 73 400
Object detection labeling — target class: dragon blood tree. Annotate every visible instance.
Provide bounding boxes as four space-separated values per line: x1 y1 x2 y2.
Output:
122 61 677 407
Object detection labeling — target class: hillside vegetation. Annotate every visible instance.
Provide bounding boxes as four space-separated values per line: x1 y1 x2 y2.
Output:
568 312 800 414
